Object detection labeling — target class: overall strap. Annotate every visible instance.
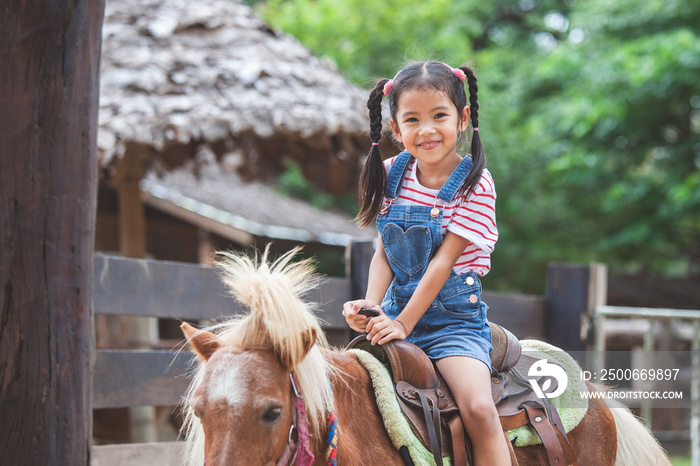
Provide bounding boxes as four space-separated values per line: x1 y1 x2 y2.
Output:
384 151 413 200
436 155 473 203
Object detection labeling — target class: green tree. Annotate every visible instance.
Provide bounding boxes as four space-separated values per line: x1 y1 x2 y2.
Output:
483 0 700 290
260 0 700 293
259 0 472 82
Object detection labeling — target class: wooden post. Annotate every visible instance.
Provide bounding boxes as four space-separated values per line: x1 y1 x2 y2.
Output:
345 238 375 341
197 228 216 330
346 238 375 301
198 229 216 266
114 146 157 350
0 1 104 464
545 263 607 353
114 145 159 443
117 145 148 259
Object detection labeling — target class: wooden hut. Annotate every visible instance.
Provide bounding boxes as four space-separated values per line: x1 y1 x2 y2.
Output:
93 0 374 444
96 0 374 267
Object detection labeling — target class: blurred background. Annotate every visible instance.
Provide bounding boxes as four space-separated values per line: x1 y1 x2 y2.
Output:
97 0 700 299
89 0 699 460
254 0 700 298
5 0 698 462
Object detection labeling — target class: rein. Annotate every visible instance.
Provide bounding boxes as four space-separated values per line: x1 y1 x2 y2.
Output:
276 373 339 466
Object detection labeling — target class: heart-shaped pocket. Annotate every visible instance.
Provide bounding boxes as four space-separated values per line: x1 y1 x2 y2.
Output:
382 223 432 277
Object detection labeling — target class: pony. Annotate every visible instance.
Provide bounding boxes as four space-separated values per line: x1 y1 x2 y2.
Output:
179 248 670 466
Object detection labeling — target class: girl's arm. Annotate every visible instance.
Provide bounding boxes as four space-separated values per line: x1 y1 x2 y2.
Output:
342 234 393 332
366 231 470 345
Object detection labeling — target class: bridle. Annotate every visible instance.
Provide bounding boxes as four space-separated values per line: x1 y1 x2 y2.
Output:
276 373 314 465
200 365 338 466
276 373 339 466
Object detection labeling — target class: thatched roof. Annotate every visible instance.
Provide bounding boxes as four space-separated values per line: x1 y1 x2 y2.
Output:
141 149 376 246
97 0 376 245
98 0 369 187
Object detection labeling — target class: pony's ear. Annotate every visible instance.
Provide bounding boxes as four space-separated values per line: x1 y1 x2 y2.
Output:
301 327 318 357
181 322 221 361
277 327 318 372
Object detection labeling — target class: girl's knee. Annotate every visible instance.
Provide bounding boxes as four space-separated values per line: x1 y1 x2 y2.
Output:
460 395 499 424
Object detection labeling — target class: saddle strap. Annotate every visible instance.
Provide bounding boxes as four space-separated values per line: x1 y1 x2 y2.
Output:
523 404 575 466
418 391 443 466
447 416 468 466
554 427 578 466
526 400 577 465
546 397 570 444
452 418 519 466
399 446 415 466
504 430 520 466
498 405 577 466
499 409 530 431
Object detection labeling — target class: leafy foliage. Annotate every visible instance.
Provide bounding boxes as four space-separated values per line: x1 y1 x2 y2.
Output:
260 0 700 292
259 0 471 83
482 0 700 290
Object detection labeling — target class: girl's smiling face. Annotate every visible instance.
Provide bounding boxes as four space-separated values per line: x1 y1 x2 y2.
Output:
390 87 470 171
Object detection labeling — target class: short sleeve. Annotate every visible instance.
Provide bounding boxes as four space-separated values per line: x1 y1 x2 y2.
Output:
382 156 396 180
447 169 498 253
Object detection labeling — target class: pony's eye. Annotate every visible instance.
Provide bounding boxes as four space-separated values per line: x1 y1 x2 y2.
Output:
261 406 282 424
190 398 204 419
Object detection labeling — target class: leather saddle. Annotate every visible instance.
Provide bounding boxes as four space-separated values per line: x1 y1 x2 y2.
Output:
347 323 577 466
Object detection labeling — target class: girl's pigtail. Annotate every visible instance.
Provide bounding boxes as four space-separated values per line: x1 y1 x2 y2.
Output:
356 78 389 227
460 66 486 199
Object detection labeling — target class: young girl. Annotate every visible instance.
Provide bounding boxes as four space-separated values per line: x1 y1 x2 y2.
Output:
343 61 511 465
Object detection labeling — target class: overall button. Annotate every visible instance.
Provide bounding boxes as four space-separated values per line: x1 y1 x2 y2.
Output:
469 294 478 304
465 276 475 286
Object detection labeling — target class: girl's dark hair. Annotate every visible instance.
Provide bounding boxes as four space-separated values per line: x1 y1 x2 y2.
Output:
356 61 485 227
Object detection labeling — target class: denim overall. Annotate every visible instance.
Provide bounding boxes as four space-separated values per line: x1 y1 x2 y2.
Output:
377 151 493 369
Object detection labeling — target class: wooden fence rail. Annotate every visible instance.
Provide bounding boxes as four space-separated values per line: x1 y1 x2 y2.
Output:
594 305 700 464
93 253 351 325
91 251 355 464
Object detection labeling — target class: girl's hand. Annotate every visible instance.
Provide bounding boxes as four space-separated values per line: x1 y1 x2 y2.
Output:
366 313 408 345
342 300 380 333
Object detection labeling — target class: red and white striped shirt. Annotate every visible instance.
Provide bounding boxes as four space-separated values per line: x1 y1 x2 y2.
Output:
382 156 498 276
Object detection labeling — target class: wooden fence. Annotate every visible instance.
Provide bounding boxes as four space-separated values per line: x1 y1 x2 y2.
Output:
90 241 606 464
594 305 700 463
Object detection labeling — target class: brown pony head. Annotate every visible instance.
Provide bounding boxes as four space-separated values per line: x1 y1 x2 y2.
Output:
180 247 331 466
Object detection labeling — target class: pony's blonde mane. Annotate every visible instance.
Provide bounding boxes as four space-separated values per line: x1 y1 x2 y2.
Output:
182 247 333 466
